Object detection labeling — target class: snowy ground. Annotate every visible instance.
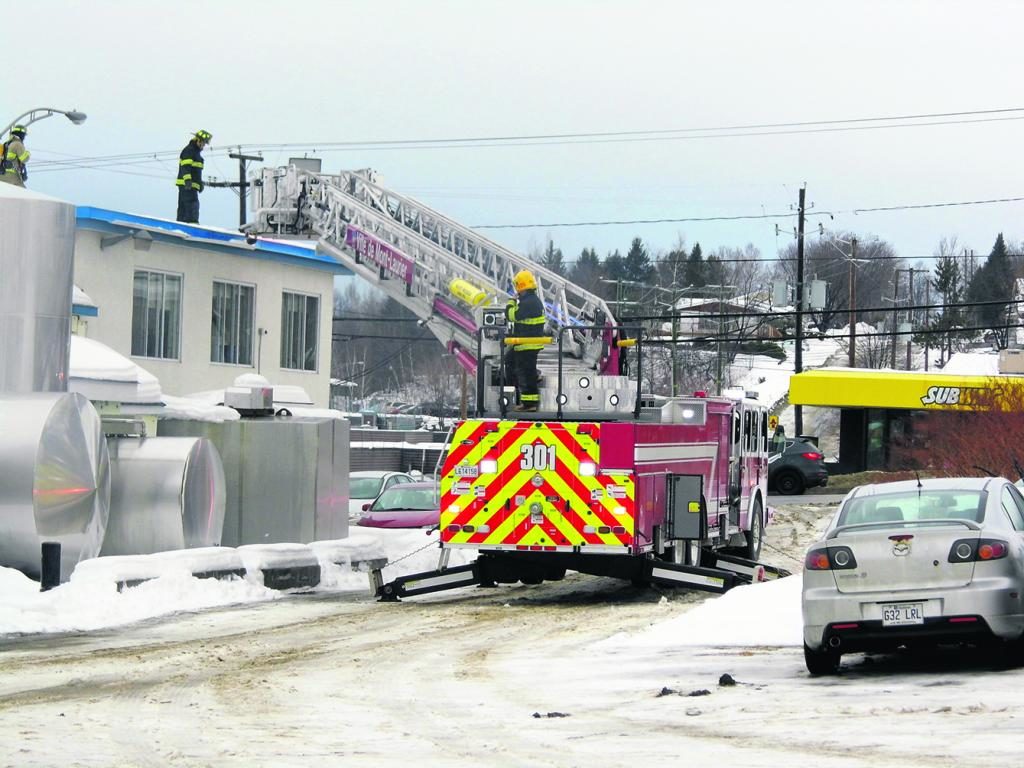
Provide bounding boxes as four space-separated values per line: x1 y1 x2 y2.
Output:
2 502 1022 767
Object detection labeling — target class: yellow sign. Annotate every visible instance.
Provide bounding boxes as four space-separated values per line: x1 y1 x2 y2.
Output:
768 414 779 431
789 369 1024 410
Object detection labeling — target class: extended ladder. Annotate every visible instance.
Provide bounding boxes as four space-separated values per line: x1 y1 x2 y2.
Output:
245 166 618 375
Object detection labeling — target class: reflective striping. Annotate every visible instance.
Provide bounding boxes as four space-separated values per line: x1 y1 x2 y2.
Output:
635 443 718 462
440 420 635 550
404 570 479 591
649 566 726 588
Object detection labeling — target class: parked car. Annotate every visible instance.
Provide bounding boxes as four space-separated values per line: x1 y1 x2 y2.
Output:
768 438 828 495
348 471 416 520
801 476 1024 675
356 481 440 529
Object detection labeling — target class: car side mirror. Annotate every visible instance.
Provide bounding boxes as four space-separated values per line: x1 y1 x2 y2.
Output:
362 503 370 511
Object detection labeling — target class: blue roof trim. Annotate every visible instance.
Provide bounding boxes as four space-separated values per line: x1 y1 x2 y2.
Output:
73 304 99 317
75 206 351 275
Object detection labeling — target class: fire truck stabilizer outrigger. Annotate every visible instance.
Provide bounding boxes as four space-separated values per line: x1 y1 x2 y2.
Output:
376 319 790 602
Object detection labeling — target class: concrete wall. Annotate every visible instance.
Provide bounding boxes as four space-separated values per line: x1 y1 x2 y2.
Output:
74 230 335 406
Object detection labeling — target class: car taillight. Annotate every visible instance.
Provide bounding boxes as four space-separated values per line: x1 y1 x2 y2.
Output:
805 546 858 570
801 452 823 460
948 538 1009 562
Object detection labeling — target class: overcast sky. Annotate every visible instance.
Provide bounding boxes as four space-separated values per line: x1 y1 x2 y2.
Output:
15 0 1023 271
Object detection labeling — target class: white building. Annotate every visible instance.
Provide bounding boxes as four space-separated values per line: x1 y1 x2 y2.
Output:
73 207 349 407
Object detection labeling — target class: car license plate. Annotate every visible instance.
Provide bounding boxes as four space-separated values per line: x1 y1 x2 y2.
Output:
881 602 924 627
454 465 478 477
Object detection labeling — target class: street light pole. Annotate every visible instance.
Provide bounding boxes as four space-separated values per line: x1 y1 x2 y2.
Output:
2 107 87 137
849 238 857 367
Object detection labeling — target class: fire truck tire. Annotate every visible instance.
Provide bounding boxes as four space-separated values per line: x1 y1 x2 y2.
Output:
744 500 764 561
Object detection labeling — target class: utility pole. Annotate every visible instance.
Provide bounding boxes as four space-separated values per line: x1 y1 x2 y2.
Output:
848 237 857 367
794 185 806 437
205 148 264 227
924 279 930 371
890 272 900 369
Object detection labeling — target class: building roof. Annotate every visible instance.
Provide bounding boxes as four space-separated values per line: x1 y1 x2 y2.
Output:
75 207 352 275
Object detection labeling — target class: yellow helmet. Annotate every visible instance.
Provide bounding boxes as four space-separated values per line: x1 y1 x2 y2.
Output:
513 269 537 293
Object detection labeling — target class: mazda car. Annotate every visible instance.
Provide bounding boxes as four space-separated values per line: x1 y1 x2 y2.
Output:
357 481 440 529
802 476 1024 675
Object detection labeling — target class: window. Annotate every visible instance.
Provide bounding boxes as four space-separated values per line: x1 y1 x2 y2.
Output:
280 291 319 371
211 281 255 365
1001 487 1024 531
131 270 181 359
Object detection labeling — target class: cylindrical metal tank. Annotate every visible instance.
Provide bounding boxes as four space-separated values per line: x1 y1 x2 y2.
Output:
0 393 110 580
0 184 76 392
101 437 226 557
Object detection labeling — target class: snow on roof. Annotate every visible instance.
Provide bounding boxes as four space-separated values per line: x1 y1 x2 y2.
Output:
75 206 350 274
941 350 1001 375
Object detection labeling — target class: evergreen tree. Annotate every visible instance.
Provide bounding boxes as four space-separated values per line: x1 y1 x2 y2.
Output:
623 237 655 284
966 233 1016 348
569 247 602 295
601 249 626 305
685 242 705 289
540 239 566 276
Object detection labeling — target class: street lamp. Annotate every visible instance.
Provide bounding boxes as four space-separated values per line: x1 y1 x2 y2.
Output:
2 107 87 138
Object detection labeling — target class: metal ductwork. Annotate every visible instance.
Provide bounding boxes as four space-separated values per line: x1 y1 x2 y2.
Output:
0 393 110 580
0 185 75 392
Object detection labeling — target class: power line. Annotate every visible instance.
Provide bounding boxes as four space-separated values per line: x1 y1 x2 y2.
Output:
30 106 1024 170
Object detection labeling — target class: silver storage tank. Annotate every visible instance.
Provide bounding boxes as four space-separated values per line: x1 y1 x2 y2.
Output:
0 184 75 393
101 436 227 557
159 415 349 546
0 393 110 579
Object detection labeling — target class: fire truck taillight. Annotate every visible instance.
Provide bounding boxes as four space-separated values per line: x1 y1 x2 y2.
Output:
579 461 597 476
479 458 498 474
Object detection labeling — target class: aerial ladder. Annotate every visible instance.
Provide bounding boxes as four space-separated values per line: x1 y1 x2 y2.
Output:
245 166 637 416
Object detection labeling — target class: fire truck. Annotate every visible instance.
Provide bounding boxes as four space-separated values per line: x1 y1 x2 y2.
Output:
245 166 786 599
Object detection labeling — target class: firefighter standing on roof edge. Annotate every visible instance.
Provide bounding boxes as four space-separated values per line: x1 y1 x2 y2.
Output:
0 125 30 187
176 129 211 223
506 269 546 412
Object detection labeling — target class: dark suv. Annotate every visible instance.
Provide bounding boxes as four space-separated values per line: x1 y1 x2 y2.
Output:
768 438 828 495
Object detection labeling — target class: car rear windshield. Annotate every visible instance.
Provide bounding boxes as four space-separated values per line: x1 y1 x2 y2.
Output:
350 477 385 499
372 487 438 511
839 490 986 526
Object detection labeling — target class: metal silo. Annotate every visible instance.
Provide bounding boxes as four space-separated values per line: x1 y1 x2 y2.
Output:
101 437 227 557
0 184 76 393
0 392 110 580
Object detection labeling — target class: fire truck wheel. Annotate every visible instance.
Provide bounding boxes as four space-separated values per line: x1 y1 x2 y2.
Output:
744 501 764 561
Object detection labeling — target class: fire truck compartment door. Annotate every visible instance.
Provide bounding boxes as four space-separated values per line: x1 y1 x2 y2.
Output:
667 474 703 540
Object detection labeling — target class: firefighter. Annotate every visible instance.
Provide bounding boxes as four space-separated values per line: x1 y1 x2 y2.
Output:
176 129 212 223
506 269 546 412
0 125 30 187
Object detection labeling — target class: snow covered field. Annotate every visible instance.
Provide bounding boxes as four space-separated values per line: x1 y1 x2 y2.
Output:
1 503 1021 768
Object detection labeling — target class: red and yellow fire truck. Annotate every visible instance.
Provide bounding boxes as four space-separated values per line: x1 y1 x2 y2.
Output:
378 324 784 601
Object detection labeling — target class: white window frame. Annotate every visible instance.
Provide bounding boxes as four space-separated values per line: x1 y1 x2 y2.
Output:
211 280 255 366
280 290 320 372
131 269 182 360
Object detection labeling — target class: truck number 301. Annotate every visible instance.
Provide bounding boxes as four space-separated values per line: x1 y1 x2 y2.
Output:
520 443 556 471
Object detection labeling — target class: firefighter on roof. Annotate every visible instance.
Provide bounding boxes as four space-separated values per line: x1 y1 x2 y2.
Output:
507 269 546 412
1 125 30 187
176 129 211 223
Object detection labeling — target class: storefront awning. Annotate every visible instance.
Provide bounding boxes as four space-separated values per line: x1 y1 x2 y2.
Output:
789 368 1024 410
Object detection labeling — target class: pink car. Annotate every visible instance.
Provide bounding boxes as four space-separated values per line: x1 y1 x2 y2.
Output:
357 482 440 529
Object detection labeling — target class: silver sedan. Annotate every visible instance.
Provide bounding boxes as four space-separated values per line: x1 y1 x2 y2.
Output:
801 476 1024 675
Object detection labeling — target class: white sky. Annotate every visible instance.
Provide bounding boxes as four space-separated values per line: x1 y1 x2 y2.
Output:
16 1 1024 269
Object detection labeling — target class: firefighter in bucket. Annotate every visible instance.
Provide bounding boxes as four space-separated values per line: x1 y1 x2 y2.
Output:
506 269 546 412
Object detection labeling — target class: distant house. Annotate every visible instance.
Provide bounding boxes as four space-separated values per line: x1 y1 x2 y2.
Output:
73 208 350 407
669 294 780 340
